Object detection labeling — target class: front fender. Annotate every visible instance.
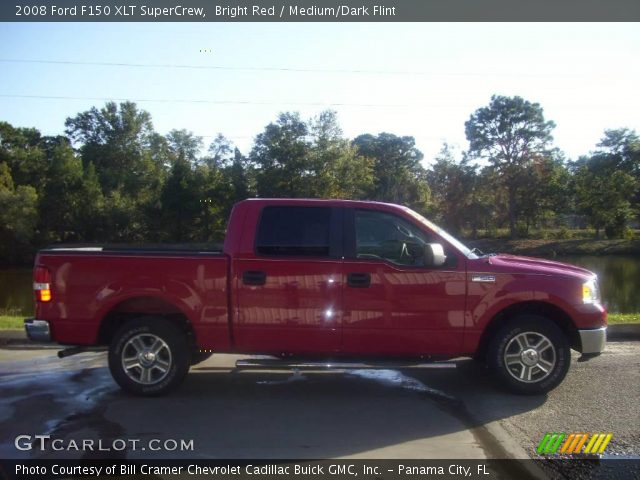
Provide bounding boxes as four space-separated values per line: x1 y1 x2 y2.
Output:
463 272 587 353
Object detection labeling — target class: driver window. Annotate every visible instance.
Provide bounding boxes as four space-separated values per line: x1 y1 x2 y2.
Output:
355 209 434 266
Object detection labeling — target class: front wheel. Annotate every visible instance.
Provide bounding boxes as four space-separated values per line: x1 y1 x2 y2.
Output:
108 317 190 396
487 315 570 394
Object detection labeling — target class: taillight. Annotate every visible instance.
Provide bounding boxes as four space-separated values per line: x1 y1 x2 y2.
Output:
34 266 52 302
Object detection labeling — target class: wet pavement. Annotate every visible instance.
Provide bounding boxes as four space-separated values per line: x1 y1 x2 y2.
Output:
0 351 491 460
0 342 637 463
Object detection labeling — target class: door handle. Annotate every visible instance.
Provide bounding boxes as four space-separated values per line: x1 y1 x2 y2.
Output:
243 270 267 286
347 272 371 288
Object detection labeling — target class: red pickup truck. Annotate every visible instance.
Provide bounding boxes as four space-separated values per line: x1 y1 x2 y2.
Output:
25 199 606 396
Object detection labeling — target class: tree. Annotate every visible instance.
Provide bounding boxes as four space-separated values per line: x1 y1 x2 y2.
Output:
250 111 374 200
0 122 48 189
195 165 235 242
465 95 556 238
306 111 373 199
38 141 86 242
572 129 639 238
250 112 310 198
515 151 571 234
223 148 253 204
0 162 38 263
65 102 167 242
167 129 203 165
76 162 105 241
65 101 157 196
597 128 640 175
148 132 174 170
596 128 640 223
427 144 479 235
573 161 636 238
352 132 429 212
206 134 234 169
158 158 199 242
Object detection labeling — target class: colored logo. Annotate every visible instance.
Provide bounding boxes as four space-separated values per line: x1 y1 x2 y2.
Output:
537 432 613 455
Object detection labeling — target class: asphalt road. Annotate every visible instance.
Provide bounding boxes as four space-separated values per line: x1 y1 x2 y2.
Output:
0 341 637 469
407 342 640 458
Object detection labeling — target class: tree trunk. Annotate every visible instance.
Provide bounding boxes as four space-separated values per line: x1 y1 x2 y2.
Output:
508 187 518 239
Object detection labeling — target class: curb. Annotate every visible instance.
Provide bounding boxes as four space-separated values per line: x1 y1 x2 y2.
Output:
607 324 640 341
482 420 548 479
0 329 26 343
482 420 533 460
0 329 57 349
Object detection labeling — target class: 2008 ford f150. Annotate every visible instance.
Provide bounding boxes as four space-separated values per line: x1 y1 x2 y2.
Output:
24 199 607 396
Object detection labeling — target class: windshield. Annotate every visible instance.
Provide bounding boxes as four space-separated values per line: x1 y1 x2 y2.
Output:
401 207 479 259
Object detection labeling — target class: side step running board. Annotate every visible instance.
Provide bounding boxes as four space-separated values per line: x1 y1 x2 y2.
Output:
235 359 456 370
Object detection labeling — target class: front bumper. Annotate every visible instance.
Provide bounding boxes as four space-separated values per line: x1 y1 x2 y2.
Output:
24 318 51 342
579 327 606 355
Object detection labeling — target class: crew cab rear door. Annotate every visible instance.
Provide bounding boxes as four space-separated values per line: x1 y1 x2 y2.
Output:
234 205 343 354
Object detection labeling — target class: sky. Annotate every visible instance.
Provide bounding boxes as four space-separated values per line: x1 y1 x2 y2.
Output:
1 22 639 165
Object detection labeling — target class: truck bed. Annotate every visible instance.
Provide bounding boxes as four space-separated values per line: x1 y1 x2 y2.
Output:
35 248 230 349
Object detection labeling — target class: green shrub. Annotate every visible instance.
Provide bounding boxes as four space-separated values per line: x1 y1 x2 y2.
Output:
623 227 635 240
555 227 572 239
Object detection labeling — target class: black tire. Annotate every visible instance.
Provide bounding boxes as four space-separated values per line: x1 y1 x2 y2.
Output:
108 317 190 396
487 314 570 395
191 351 213 365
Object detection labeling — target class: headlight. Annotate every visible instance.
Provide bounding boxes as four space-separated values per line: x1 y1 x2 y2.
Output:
582 278 600 304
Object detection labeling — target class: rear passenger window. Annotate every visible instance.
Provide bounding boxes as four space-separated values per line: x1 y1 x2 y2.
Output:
256 206 331 257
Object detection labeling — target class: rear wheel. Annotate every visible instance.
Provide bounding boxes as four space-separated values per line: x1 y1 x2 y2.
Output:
487 315 570 394
108 317 190 396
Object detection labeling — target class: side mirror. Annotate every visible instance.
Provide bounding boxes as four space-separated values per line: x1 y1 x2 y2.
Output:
424 243 446 267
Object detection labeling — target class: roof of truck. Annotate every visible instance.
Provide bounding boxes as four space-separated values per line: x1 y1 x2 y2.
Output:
238 198 405 209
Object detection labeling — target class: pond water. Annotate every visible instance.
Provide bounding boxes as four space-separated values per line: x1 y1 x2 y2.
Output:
555 255 640 314
1 254 639 316
0 268 34 316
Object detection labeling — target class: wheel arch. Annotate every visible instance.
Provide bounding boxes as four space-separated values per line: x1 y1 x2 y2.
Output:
96 296 197 349
475 300 579 361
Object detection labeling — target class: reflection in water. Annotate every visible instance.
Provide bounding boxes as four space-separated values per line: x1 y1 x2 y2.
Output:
0 269 33 316
555 255 640 313
1 254 639 316
348 369 457 402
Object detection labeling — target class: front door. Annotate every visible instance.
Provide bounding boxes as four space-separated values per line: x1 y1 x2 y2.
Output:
341 208 467 356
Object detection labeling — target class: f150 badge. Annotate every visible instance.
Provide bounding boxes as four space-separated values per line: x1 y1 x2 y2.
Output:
471 274 496 283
